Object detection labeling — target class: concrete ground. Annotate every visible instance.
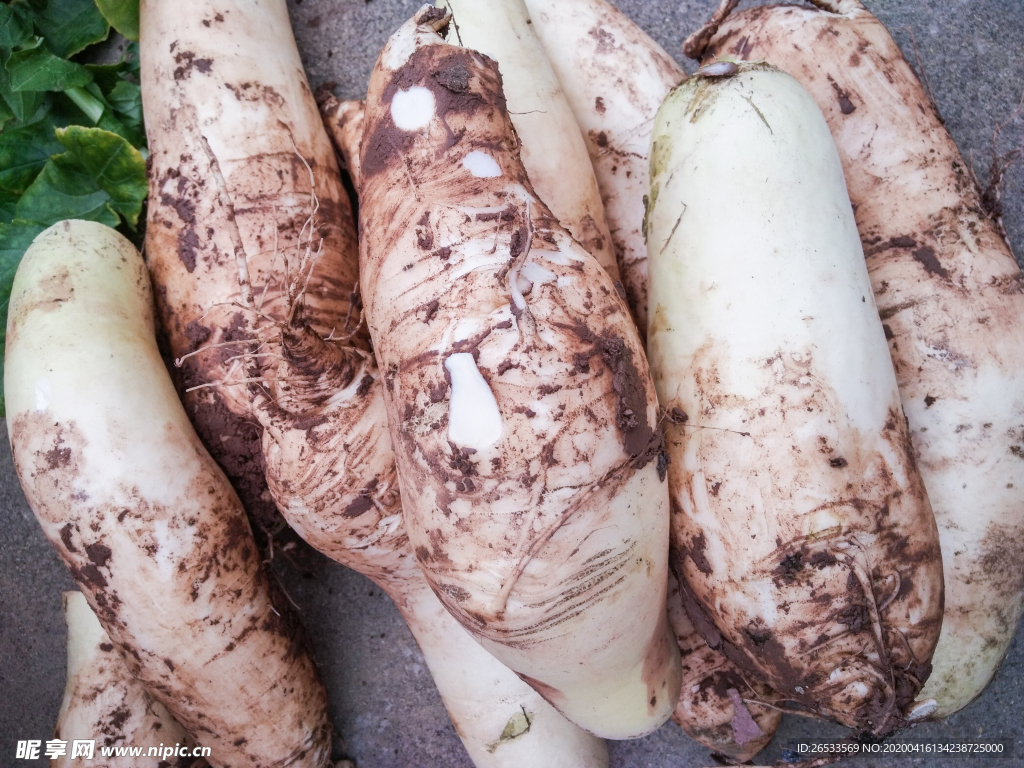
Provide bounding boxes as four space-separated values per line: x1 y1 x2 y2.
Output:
2 1 1023 766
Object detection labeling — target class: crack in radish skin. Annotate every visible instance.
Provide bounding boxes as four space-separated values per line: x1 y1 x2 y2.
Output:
445 353 503 450
391 86 436 131
463 150 503 178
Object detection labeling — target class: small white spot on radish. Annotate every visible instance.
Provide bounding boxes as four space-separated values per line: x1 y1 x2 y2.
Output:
538 327 559 348
807 510 843 538
391 86 435 131
556 275 574 289
287 497 309 516
842 681 871 700
545 249 571 266
34 378 51 412
462 150 502 178
698 61 739 78
445 353 502 450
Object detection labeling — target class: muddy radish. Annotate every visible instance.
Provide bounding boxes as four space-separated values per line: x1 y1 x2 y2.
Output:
5 221 332 767
358 7 680 739
646 63 944 735
693 0 1024 719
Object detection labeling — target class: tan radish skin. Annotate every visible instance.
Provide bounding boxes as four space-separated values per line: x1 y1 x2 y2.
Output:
359 8 680 739
435 0 620 282
5 221 332 767
666 577 780 762
141 0 362 534
53 592 202 768
697 0 1024 721
524 0 684 331
647 64 944 735
321 98 366 189
142 5 606 760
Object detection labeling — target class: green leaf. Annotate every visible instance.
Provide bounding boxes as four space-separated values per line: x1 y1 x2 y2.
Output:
15 152 119 227
0 221 47 416
7 37 94 92
0 2 34 49
0 48 45 122
30 0 110 58
94 0 139 42
95 104 144 148
106 79 140 122
55 125 145 225
0 193 19 223
0 119 64 197
0 98 14 130
15 126 145 229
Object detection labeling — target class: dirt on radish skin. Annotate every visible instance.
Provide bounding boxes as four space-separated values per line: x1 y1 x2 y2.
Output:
695 0 1024 721
358 7 679 740
6 221 333 768
525 0 685 332
666 576 780 762
436 0 620 282
141 0 364 537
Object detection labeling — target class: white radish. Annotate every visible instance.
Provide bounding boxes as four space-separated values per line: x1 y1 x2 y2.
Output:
693 0 1024 719
53 592 204 768
140 0 362 534
6 221 332 767
647 63 944 735
358 7 680 740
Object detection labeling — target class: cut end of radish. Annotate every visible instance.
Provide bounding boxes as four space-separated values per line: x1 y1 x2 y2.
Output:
391 86 435 131
445 353 503 451
462 150 503 178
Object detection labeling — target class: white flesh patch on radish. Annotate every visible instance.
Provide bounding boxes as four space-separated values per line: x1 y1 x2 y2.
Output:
454 317 485 341
445 353 503 450
520 260 556 287
462 150 503 178
34 378 51 412
391 86 435 131
451 238 509 281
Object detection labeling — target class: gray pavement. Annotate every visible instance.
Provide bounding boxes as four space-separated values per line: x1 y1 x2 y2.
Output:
2 1 1023 767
